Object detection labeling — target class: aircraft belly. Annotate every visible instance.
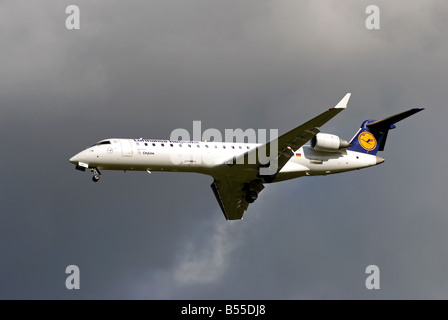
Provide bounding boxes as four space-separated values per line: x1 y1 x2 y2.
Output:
91 151 216 174
279 161 309 174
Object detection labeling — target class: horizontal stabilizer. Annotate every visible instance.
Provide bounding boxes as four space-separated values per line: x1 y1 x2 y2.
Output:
367 108 425 131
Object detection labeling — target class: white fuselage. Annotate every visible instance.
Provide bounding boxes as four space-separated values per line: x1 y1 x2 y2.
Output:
69 138 383 182
67 95 421 220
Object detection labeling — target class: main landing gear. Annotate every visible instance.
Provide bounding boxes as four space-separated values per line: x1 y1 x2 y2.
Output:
91 168 101 182
243 181 263 204
245 190 258 203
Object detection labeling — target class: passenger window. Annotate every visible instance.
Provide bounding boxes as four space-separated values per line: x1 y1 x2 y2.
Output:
188 145 192 148
170 144 173 147
152 143 156 146
145 143 148 146
161 143 164 147
197 145 200 148
205 145 209 148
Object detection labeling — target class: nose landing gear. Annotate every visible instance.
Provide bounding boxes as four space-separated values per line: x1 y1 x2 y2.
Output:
91 168 101 182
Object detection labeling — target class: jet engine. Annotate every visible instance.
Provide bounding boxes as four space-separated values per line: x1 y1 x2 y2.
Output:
310 133 351 152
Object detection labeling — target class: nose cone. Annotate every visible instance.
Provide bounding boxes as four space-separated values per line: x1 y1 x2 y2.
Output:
69 153 81 164
376 156 385 165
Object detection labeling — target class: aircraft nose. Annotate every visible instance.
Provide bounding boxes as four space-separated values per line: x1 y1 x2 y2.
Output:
69 153 81 164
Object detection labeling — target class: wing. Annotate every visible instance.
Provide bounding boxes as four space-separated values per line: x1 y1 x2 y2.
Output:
211 178 264 220
211 93 350 220
229 93 351 175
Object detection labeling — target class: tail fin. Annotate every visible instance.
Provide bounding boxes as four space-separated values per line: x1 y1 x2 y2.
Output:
347 108 424 155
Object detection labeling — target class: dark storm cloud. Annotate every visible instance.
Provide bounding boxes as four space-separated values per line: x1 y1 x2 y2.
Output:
0 0 447 299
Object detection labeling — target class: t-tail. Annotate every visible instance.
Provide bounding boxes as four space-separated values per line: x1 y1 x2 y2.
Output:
347 108 425 155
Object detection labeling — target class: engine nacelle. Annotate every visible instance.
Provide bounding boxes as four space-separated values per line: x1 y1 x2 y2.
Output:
310 133 350 152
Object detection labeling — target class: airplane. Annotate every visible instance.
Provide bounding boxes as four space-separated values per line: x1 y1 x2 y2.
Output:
69 93 424 220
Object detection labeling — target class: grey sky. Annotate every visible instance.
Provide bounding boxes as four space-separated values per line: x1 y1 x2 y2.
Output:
0 0 446 299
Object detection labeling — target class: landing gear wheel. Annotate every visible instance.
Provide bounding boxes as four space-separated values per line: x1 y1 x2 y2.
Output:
91 168 101 182
245 190 258 203
262 174 276 183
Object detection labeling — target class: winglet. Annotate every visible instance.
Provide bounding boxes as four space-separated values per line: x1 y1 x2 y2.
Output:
333 93 351 109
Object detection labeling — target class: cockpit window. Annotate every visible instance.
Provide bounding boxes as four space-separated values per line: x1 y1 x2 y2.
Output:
92 141 111 146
